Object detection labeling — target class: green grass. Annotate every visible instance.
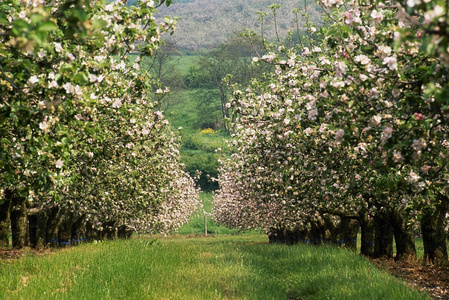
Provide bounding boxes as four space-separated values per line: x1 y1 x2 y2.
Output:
165 89 199 131
173 53 199 76
0 235 430 300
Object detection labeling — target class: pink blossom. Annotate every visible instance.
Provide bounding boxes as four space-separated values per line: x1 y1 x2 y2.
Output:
55 159 64 169
335 129 345 143
383 56 397 70
414 112 425 121
381 126 394 140
28 76 39 85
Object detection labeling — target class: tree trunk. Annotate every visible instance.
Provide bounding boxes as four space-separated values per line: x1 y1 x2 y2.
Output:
268 226 309 245
71 215 86 245
86 220 99 242
268 228 280 243
58 213 74 248
359 213 375 257
0 195 12 247
340 217 358 251
46 206 61 247
102 221 117 240
316 215 332 244
29 210 48 250
421 200 448 265
10 192 28 249
117 225 133 239
309 221 323 245
285 228 296 245
322 215 339 244
374 211 394 259
391 209 416 260
29 214 37 248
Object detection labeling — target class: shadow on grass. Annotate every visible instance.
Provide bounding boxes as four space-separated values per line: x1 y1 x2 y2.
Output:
232 242 430 300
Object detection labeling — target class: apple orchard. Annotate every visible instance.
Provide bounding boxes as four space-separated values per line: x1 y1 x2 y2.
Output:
1 0 449 265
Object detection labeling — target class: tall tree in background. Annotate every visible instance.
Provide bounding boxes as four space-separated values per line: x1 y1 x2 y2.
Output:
188 30 269 131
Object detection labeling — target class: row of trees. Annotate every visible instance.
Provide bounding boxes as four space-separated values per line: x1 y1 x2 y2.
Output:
0 0 199 249
214 0 449 264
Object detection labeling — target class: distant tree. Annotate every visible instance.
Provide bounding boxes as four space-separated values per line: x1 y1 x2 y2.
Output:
193 89 222 130
189 30 270 131
149 41 182 85
141 40 184 111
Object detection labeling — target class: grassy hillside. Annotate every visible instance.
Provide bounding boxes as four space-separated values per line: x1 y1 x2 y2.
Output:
0 236 430 299
157 0 322 51
160 53 231 191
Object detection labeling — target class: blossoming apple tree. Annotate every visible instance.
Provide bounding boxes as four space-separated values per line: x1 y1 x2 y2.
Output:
0 0 199 249
214 0 449 264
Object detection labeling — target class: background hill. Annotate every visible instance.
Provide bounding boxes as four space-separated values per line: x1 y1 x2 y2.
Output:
155 0 322 51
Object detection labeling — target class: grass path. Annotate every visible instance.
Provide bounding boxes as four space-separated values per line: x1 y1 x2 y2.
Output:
0 235 430 299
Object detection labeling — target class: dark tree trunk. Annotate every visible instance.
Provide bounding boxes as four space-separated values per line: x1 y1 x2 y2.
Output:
298 227 311 244
421 200 448 265
28 210 48 250
285 228 296 245
10 192 28 249
340 217 358 251
322 215 339 244
268 226 309 245
58 213 74 248
308 222 322 245
268 228 281 243
0 194 12 247
117 225 133 239
359 213 375 257
391 209 416 260
46 206 61 247
86 220 99 242
102 221 117 240
316 215 332 244
268 227 286 244
374 211 394 259
71 215 86 245
29 214 37 248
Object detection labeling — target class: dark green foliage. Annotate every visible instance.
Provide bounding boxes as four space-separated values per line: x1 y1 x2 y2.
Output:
181 134 201 150
182 31 271 133
193 89 223 130
184 65 202 88
177 129 228 192
182 151 219 191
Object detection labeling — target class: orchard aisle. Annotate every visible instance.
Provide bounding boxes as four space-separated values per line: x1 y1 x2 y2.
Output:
0 236 430 299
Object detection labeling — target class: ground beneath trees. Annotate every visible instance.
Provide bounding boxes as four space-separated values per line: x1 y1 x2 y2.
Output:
372 258 449 299
0 248 56 262
1 247 449 298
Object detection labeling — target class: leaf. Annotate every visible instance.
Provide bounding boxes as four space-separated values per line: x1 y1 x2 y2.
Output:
74 8 87 22
73 72 89 85
12 19 29 36
37 21 58 33
0 12 7 25
92 19 108 29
